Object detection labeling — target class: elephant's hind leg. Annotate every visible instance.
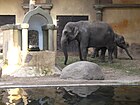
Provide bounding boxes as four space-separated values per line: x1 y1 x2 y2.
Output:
100 47 106 62
108 47 114 63
92 48 100 58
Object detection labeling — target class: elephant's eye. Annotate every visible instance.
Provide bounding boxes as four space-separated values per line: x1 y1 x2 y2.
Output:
121 41 125 44
64 31 68 35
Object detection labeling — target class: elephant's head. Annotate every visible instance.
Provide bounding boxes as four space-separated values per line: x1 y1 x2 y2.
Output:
114 34 128 49
114 34 133 60
61 22 80 65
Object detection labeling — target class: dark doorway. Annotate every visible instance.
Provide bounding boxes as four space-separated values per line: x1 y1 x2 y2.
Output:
57 15 88 52
0 15 15 26
0 15 15 53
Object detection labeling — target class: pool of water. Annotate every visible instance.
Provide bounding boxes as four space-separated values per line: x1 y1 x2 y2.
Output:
0 86 140 105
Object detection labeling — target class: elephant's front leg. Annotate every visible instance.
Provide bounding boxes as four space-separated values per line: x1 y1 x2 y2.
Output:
80 44 88 61
81 48 88 61
78 41 83 61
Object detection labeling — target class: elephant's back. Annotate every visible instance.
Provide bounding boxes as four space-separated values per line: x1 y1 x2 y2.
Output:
88 21 115 47
91 21 111 32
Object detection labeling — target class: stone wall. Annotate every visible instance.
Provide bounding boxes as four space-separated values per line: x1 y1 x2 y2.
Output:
0 0 25 24
51 0 96 25
23 51 56 74
1 25 22 65
102 1 140 57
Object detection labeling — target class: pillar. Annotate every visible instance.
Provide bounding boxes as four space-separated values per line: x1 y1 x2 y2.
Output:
42 27 48 50
48 29 54 51
21 23 29 52
95 8 103 21
47 24 55 51
93 5 103 21
21 23 29 65
29 0 36 11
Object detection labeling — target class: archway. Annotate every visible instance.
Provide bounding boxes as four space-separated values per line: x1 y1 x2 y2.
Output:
23 6 53 50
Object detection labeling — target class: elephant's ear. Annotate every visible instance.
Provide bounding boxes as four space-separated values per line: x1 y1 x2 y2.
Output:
74 27 79 38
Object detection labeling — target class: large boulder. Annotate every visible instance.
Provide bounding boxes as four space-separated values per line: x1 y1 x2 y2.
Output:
60 61 104 80
60 61 104 97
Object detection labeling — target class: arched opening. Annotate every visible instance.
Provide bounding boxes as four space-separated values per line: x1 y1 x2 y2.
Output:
28 14 48 50
22 6 54 51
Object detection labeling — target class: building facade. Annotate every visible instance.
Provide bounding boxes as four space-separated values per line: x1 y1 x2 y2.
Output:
0 0 140 55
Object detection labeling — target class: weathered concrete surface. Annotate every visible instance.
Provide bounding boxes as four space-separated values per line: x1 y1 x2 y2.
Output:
99 1 140 58
0 76 140 89
2 51 56 77
23 51 56 75
0 0 25 23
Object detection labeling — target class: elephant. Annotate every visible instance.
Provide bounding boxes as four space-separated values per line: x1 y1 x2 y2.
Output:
92 35 133 60
61 21 128 65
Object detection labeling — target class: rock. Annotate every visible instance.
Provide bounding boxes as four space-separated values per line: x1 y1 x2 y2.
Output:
60 61 104 97
60 61 104 80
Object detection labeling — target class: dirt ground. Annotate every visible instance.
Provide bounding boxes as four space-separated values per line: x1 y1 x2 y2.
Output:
101 54 140 80
101 63 140 80
55 51 140 81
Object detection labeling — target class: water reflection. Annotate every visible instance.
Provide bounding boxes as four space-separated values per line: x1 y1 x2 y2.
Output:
0 86 140 105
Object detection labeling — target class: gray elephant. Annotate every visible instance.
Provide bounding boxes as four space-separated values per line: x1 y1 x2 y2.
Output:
92 34 133 60
61 21 127 65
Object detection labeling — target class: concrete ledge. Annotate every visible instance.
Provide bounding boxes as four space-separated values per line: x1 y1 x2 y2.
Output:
22 51 56 75
24 51 55 66
0 24 21 30
22 3 53 10
0 76 140 89
93 4 140 9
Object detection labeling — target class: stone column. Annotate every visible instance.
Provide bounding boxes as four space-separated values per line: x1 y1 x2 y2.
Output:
48 30 54 51
29 0 36 11
47 24 55 51
94 5 103 21
42 27 48 50
21 23 29 52
21 23 29 65
95 8 103 21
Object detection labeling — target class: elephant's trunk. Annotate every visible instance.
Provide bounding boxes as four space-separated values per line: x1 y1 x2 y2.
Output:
124 48 133 60
61 38 68 65
117 42 133 60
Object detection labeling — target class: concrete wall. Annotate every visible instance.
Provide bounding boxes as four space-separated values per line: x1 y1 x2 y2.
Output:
0 0 25 24
51 0 96 25
113 0 140 4
0 0 97 25
102 0 140 56
0 0 140 55
50 0 96 51
2 27 22 65
104 8 140 44
0 0 139 45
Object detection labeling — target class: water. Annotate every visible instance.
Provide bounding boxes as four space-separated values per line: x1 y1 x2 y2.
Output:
0 86 140 105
